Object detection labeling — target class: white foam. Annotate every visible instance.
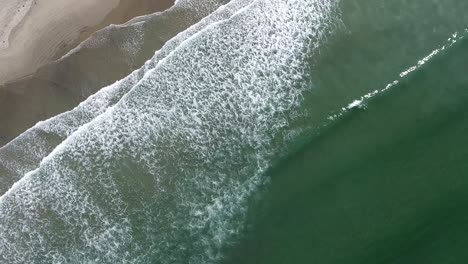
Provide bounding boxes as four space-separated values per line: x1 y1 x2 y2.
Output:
0 0 339 263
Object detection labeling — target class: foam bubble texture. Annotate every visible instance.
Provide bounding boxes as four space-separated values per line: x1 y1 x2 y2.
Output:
0 0 338 263
0 0 236 194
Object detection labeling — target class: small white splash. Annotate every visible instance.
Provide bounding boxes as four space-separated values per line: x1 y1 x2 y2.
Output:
347 99 363 109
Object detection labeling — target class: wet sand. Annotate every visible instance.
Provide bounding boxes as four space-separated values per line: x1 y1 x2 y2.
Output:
0 0 174 85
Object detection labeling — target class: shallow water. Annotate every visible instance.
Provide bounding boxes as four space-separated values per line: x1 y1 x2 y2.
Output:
2 0 468 263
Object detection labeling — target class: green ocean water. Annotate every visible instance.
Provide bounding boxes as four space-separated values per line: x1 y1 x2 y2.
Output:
1 0 468 263
225 0 468 263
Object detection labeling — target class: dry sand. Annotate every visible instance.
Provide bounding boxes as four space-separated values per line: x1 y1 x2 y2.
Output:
0 0 174 84
0 0 35 49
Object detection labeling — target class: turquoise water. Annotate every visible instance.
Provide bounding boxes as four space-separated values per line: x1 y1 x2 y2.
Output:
1 0 468 263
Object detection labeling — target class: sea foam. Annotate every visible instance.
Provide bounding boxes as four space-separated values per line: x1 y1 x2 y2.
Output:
0 0 338 263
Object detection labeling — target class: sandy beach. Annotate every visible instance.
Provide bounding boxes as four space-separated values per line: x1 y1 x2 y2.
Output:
0 0 174 85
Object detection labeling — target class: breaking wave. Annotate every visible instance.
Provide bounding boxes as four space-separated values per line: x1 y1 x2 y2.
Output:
0 0 339 263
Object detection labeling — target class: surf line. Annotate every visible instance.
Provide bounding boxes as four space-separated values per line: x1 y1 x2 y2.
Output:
324 29 468 125
0 0 260 205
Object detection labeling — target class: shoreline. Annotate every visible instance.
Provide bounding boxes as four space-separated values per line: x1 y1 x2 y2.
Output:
0 0 174 85
55 0 175 61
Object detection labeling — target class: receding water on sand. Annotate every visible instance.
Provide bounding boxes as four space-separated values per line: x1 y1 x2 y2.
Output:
0 0 175 84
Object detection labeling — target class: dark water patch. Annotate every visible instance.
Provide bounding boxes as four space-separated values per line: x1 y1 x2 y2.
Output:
223 35 468 264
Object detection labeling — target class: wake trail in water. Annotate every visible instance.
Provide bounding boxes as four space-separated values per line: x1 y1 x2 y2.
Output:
325 29 468 125
0 0 339 263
